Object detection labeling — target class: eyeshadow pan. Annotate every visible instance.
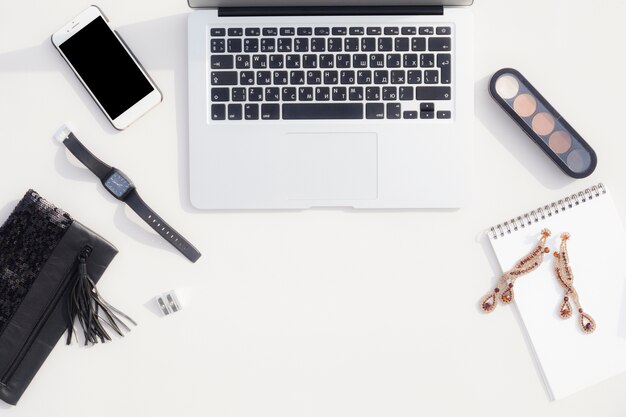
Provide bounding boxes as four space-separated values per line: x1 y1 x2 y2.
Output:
531 112 555 136
489 68 597 178
548 131 572 154
513 94 537 117
495 75 519 99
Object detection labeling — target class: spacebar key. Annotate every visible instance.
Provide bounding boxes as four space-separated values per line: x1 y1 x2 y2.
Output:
283 103 363 119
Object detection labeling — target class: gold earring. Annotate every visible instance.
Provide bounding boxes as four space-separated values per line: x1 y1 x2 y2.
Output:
481 229 551 313
553 233 596 334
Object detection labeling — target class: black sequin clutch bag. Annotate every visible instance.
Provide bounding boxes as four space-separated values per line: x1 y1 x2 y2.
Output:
0 190 133 405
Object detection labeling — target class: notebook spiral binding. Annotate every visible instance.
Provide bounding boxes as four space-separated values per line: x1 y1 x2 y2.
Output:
489 183 606 240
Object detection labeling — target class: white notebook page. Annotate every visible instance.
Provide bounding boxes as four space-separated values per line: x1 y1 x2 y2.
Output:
489 185 626 400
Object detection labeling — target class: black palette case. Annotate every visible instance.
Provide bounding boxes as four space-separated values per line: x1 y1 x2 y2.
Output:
0 190 118 405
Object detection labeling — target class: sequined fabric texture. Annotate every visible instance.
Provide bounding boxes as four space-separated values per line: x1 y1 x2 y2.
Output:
0 190 73 336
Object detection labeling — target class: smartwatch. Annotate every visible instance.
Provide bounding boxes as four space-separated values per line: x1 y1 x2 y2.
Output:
58 128 201 263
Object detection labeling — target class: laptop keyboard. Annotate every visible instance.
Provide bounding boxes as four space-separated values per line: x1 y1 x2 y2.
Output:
208 25 453 121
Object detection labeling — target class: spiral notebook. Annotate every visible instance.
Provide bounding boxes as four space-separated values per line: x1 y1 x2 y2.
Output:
487 183 626 400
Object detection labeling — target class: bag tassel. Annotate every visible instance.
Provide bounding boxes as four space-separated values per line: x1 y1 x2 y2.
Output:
66 247 137 345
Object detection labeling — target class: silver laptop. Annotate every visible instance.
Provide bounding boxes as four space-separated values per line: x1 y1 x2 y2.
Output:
188 0 473 209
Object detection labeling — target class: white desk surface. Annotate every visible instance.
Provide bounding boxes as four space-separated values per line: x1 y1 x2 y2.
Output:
1 0 626 415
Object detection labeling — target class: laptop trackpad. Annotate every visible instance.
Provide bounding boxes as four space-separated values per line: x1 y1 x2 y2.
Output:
286 132 378 201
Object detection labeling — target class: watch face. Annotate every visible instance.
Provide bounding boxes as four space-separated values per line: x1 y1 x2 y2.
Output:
104 171 132 198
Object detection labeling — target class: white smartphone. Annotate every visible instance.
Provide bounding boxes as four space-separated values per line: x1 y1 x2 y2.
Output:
51 6 162 130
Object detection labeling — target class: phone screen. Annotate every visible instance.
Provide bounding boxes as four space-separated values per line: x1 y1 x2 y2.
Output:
59 16 155 119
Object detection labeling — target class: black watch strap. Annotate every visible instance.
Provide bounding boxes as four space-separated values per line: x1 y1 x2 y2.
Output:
63 133 112 180
125 190 202 263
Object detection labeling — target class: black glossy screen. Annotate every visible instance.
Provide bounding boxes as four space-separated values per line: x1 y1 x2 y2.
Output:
59 16 154 119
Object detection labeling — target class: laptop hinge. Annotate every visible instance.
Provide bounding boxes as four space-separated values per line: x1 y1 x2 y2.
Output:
218 6 444 17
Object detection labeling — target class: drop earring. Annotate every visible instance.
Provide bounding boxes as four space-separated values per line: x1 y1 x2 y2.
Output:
481 229 551 313
553 233 596 334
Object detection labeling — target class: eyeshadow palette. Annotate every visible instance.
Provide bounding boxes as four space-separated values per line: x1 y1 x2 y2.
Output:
489 68 597 178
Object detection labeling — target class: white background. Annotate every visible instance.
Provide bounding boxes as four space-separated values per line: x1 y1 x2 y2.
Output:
1 0 626 415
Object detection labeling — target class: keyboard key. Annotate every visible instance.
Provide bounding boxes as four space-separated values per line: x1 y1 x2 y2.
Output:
280 27 295 36
403 110 417 119
315 27 330 35
262 27 278 36
316 87 331 101
249 87 264 101
257 71 272 85
261 104 280 119
437 110 451 119
235 54 251 69
332 27 347 35
286 54 301 68
419 27 434 35
345 38 359 52
349 86 364 100
370 54 385 68
353 54 368 68
211 87 230 102
273 71 288 85
277 38 292 52
298 87 314 101
424 70 439 84
320 54 334 68
382 86 397 100
357 70 372 84
387 103 401 119
378 38 393 51
366 86 380 101
284 103 363 119
332 86 347 101
307 70 322 84
311 38 326 52
211 71 237 85
228 104 242 120
437 53 451 84
336 54 351 68
366 103 384 119
290 71 305 85
297 27 312 36
341 70 355 84
227 38 242 52
269 54 284 68
303 54 317 68
399 86 413 100
265 87 280 101
350 27 365 35
391 70 405 84
210 38 225 53
282 87 297 101
245 103 259 120
374 70 389 84
367 27 382 35
429 37 451 51
384 27 399 35
244 38 259 52
228 28 243 36
411 37 426 51
294 38 309 52
211 104 225 120
245 28 260 36
328 38 342 52
420 54 435 67
252 54 267 69
436 26 451 35
420 111 434 119
232 87 246 101
416 86 451 100
395 37 410 51
239 71 255 85
403 53 418 68
324 70 339 84
260 38 275 52
211 55 233 69
361 38 376 52
401 27 417 35
420 103 434 112
386 54 401 68
211 28 225 36
407 70 422 84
